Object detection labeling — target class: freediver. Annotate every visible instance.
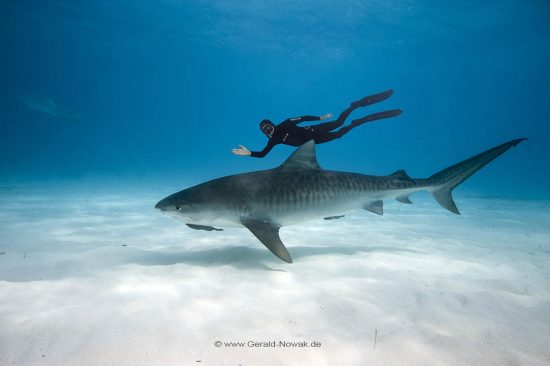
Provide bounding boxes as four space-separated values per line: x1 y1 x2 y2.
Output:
231 89 402 158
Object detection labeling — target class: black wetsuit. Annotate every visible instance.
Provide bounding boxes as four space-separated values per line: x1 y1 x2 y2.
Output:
249 90 402 158
251 116 324 158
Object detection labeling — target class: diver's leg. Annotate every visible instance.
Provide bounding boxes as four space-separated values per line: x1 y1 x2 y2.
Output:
350 109 402 127
309 103 358 133
313 125 354 144
350 89 394 108
308 119 348 134
319 89 396 130
309 90 397 134
312 108 401 144
312 109 401 144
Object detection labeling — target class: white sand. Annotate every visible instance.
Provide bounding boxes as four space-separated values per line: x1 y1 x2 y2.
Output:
0 184 549 366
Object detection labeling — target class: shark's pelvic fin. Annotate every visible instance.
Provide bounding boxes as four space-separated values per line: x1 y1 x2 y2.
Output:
428 138 527 214
278 140 321 171
241 219 293 263
364 200 383 215
186 224 223 231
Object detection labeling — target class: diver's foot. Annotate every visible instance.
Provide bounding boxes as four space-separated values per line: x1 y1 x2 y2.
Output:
350 89 394 108
351 109 402 127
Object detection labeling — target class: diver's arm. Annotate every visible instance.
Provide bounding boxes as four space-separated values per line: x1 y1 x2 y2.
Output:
232 145 251 156
249 140 277 158
289 113 333 125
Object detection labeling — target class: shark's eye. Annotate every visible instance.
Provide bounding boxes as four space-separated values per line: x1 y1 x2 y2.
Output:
175 206 181 211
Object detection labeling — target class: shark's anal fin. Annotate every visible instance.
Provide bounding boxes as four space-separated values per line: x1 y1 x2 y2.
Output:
324 215 345 220
364 200 383 215
390 170 413 204
186 224 223 231
396 194 413 204
241 219 293 263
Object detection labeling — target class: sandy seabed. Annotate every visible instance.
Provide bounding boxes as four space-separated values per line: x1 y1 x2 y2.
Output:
0 184 549 366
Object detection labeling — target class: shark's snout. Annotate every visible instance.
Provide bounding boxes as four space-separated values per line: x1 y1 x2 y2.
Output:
155 199 167 211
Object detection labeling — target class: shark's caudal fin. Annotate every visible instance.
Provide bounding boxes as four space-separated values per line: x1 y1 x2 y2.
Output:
428 138 526 214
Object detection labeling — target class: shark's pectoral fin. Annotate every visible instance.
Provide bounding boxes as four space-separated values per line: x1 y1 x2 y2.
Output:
324 215 345 220
241 219 293 263
186 224 223 231
364 200 383 215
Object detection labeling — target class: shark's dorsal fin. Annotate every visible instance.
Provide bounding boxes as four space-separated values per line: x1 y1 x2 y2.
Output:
241 218 293 263
278 140 321 171
389 169 412 180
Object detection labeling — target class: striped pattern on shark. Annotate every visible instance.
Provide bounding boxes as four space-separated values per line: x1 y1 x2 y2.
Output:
156 138 526 263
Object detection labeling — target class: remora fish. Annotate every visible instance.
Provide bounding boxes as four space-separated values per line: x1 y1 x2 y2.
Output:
156 139 525 263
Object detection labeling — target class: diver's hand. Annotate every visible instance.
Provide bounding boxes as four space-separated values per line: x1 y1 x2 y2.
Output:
320 113 333 120
232 145 251 156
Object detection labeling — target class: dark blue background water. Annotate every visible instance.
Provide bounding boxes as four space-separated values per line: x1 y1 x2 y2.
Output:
1 1 549 198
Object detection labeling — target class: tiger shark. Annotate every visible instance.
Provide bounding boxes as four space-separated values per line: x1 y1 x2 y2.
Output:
156 138 525 263
19 96 80 122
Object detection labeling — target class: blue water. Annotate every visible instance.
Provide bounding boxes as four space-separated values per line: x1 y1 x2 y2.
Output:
1 3 550 365
1 0 548 198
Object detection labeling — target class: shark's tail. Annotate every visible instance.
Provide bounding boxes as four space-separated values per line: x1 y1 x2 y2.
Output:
426 138 526 214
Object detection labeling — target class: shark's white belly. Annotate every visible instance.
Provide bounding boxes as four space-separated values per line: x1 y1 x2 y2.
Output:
196 192 387 227
173 187 423 228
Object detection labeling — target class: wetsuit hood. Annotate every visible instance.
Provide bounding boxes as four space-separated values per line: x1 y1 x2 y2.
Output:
260 119 275 137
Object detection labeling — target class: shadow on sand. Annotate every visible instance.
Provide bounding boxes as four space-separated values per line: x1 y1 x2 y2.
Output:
0 244 422 282
117 244 423 272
